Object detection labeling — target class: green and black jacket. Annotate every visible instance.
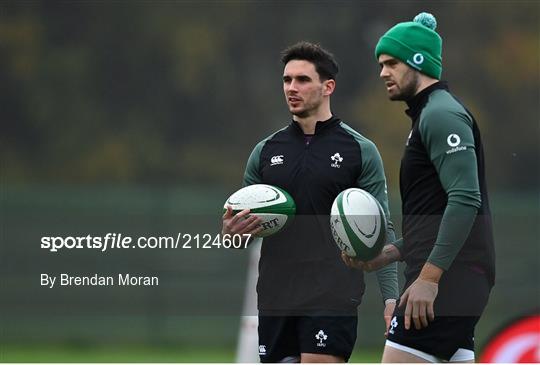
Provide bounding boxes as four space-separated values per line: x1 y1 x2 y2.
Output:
396 81 495 286
243 116 398 313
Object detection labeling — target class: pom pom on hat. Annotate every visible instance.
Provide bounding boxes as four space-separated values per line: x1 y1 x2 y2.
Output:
374 11 443 79
413 12 437 30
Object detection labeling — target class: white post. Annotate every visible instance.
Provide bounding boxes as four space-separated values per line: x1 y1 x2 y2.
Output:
236 239 262 363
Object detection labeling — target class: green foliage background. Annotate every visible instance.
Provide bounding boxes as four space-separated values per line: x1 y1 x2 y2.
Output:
2 1 538 190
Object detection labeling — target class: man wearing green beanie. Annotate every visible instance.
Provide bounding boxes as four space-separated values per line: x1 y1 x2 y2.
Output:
342 12 495 363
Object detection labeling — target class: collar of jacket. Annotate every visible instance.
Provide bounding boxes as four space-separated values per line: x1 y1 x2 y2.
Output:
290 115 341 135
405 81 449 122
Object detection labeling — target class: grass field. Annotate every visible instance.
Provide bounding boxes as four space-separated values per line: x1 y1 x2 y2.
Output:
0 345 382 363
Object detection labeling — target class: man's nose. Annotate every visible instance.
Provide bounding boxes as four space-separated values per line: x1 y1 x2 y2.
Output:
379 66 390 78
287 80 298 92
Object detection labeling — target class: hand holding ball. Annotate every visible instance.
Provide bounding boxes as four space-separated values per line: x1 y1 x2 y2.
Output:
223 184 296 238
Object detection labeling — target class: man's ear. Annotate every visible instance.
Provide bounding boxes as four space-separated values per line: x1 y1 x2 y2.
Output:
323 79 336 96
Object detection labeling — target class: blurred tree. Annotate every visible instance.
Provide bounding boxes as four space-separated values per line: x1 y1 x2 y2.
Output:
0 1 537 190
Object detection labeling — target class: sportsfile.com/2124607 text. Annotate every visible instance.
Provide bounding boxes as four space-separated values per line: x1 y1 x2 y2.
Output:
40 233 251 252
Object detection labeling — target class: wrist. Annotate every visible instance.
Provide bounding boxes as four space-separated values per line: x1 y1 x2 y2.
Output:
384 298 397 306
418 262 444 284
382 244 401 264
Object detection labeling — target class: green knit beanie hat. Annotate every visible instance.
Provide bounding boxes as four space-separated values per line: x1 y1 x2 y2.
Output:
375 12 442 79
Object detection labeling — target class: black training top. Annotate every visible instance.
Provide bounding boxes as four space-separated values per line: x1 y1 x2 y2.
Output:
243 116 398 313
399 81 495 286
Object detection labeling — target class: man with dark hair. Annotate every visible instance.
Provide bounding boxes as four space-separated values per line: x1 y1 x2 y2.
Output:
280 41 339 82
222 41 399 363
342 13 495 363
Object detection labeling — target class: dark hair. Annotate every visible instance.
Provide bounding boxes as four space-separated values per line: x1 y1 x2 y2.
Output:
280 41 339 81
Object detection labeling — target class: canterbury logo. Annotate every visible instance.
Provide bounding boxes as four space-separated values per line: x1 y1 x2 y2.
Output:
270 155 284 166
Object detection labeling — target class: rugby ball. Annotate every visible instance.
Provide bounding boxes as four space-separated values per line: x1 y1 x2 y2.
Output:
330 188 387 260
224 184 296 237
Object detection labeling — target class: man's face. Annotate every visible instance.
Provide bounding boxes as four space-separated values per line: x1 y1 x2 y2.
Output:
378 54 420 101
283 60 331 118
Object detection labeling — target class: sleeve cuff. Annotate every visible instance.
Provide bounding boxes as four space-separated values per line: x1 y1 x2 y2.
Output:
390 238 404 259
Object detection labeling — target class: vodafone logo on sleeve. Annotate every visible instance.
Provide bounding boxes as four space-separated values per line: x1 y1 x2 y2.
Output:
446 133 466 154
447 133 461 147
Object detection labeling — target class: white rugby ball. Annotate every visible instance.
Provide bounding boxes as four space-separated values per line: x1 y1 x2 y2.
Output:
224 184 296 237
330 188 387 260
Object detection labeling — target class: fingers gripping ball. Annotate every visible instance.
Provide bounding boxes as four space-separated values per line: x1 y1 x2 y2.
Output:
224 184 296 237
330 188 387 260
